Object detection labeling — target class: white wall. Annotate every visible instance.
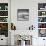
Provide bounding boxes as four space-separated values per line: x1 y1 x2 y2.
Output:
11 0 46 46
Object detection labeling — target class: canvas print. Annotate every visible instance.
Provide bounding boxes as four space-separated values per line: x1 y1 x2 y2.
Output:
17 9 29 21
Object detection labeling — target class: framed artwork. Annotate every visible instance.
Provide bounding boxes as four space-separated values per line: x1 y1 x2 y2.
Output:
17 9 29 21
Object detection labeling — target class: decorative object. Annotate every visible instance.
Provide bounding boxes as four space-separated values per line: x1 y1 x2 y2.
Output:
0 6 1 10
19 35 32 45
42 12 45 15
5 6 8 10
11 23 16 30
0 17 8 22
29 25 35 30
21 40 25 46
15 35 32 46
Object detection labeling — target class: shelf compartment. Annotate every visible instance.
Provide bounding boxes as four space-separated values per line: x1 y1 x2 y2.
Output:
38 10 46 11
0 23 8 30
38 22 46 23
38 11 46 16
0 17 8 22
38 3 46 10
0 23 8 37
0 16 8 17
0 11 8 16
38 29 46 37
38 16 46 17
0 10 8 11
0 3 8 10
38 23 46 28
38 17 46 22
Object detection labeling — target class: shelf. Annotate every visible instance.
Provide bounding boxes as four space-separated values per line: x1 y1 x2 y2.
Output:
38 10 46 11
38 22 46 23
38 28 46 29
38 15 46 17
0 22 8 23
0 16 8 17
0 10 8 11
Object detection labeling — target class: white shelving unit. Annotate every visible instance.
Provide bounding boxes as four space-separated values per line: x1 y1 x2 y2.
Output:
38 3 46 37
38 10 46 11
0 2 9 45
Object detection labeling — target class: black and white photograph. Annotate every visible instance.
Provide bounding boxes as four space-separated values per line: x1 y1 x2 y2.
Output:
17 9 29 21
